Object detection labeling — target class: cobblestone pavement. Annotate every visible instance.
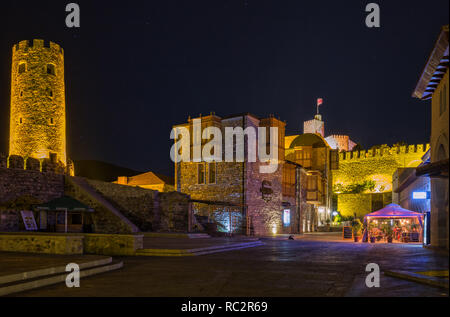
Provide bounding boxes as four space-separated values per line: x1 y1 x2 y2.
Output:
11 236 449 297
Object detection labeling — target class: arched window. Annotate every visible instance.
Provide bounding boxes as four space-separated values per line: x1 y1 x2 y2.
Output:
46 64 56 75
18 62 26 74
437 144 447 161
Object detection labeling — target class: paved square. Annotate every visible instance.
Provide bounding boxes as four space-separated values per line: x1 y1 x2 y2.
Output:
10 234 449 297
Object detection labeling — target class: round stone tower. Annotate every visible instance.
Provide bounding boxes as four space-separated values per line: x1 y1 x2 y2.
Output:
9 39 67 165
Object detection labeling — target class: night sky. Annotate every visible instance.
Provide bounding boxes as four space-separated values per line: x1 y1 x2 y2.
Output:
0 0 448 176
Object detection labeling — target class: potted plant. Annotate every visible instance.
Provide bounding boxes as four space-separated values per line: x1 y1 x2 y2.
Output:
383 224 393 243
351 219 362 242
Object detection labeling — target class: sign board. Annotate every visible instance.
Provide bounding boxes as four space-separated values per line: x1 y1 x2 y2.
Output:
412 191 430 200
343 226 352 239
21 210 38 231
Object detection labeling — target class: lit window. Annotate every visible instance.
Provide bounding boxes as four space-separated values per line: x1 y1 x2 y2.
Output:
18 63 26 74
197 163 205 184
46 64 56 75
208 162 216 184
283 209 290 226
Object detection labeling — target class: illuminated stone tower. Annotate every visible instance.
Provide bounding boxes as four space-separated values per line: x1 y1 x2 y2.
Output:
9 39 67 165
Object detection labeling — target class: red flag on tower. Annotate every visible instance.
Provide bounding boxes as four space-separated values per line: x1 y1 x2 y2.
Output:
317 98 323 106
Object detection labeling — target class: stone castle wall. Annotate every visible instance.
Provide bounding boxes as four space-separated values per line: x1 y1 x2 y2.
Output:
0 164 64 205
0 161 65 232
337 192 392 218
334 143 428 218
85 179 190 232
0 153 190 233
334 144 429 192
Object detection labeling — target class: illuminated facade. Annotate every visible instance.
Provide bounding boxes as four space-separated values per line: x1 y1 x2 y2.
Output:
284 133 339 227
414 25 449 250
334 143 429 218
174 113 310 236
9 39 67 166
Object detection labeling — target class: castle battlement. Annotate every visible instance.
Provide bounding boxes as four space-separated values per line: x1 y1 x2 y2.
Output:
13 39 64 55
338 143 430 161
0 153 73 175
328 134 348 139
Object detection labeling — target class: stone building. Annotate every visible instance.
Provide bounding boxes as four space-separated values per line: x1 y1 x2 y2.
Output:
174 113 316 236
414 25 449 250
285 133 338 228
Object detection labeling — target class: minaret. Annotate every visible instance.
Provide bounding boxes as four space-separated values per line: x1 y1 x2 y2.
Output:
9 39 67 165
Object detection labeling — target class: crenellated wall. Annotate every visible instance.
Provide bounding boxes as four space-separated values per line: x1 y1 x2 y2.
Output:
338 144 429 162
0 164 65 205
334 143 429 217
0 153 71 175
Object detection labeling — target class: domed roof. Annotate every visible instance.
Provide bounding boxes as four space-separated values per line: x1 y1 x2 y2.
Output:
289 133 328 149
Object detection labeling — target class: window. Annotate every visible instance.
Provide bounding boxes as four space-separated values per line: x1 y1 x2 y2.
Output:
307 174 318 190
71 213 82 225
49 118 55 125
49 152 57 163
282 164 296 197
18 62 26 74
47 88 53 97
283 209 290 226
46 64 56 75
19 118 23 125
20 90 24 97
197 163 205 184
208 162 216 184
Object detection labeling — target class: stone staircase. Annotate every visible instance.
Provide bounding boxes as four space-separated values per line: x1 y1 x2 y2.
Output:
0 257 123 296
187 233 211 239
68 176 140 233
135 240 264 256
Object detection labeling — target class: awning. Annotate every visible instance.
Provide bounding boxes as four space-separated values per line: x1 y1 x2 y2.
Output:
416 159 449 178
364 203 423 228
35 195 94 212
365 203 423 218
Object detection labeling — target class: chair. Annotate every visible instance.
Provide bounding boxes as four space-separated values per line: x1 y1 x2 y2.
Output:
410 232 419 242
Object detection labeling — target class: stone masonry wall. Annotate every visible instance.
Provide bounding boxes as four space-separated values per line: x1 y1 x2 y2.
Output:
64 178 132 234
0 166 64 205
85 179 190 232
